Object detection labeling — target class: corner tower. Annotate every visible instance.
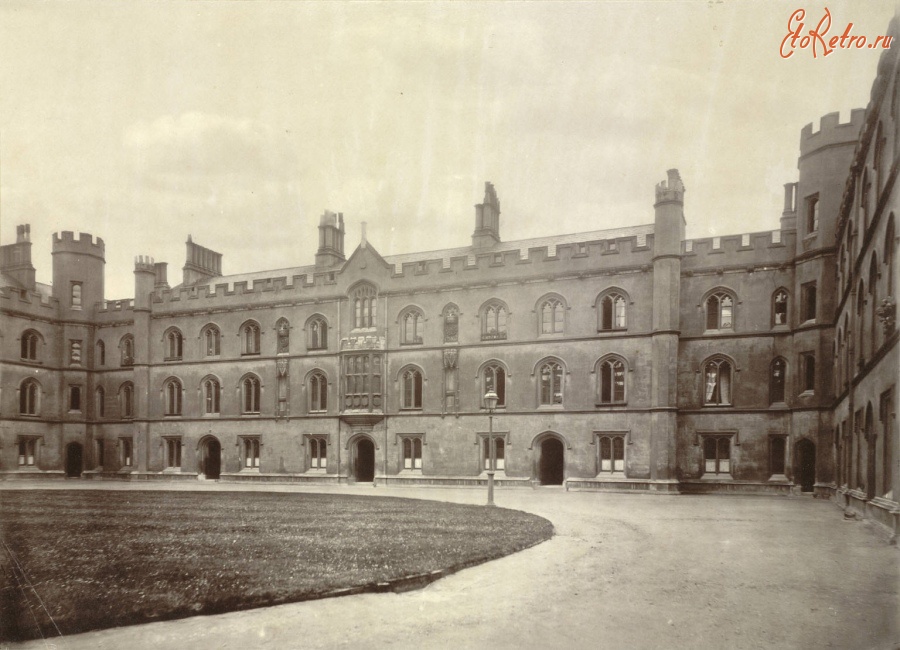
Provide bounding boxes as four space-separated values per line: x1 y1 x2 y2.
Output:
472 182 501 248
0 224 36 289
316 210 346 268
52 230 105 317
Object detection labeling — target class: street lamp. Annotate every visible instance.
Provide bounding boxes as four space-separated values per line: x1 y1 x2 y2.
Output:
483 389 499 506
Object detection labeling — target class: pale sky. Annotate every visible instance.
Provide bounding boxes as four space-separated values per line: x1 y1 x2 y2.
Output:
1 1 897 299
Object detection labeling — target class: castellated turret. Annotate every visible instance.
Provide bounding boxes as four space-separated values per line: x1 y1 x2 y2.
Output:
472 182 501 248
653 169 685 257
316 210 346 268
182 235 222 286
0 224 36 289
51 230 105 316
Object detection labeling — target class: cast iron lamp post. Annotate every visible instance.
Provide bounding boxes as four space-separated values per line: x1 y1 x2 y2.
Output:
483 389 499 506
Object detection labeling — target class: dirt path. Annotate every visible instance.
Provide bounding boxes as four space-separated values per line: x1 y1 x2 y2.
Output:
4 482 898 649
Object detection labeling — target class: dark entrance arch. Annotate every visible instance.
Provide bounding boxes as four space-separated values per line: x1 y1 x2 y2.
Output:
355 438 375 483
539 437 564 485
199 437 221 480
796 439 816 492
65 442 82 478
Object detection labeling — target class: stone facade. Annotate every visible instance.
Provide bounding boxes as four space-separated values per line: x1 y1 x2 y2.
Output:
1 20 897 538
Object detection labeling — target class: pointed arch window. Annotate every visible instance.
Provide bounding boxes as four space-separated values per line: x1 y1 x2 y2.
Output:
120 382 134 419
885 214 895 296
442 304 459 343
482 364 506 408
241 322 261 355
20 330 40 361
95 386 105 418
703 357 732 406
309 371 327 413
202 325 221 357
597 356 626 405
482 301 508 341
163 378 182 416
705 291 735 331
202 377 220 415
539 297 565 334
538 360 563 406
241 375 261 414
772 289 789 327
308 317 328 350
165 328 183 360
120 335 134 367
95 340 106 366
598 291 627 331
276 318 290 354
352 284 378 329
770 358 787 404
401 368 423 410
400 308 425 345
19 379 40 416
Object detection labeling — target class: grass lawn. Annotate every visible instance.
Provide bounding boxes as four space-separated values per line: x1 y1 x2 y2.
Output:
0 489 552 642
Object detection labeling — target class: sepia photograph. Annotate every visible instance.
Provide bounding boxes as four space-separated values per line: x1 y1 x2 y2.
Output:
1 1 898 648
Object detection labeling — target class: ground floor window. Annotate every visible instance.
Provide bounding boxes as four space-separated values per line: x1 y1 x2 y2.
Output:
120 438 133 467
241 436 261 469
598 434 625 474
483 437 505 471
164 437 182 469
95 439 105 468
769 436 786 476
400 436 423 470
308 437 327 470
703 435 732 477
17 437 37 467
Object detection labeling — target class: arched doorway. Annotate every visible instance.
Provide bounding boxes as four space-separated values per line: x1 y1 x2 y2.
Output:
539 437 564 485
65 442 82 478
796 439 816 492
355 438 375 483
199 437 221 480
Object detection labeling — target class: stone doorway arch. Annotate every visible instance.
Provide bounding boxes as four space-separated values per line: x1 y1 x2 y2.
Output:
199 436 222 480
65 442 83 478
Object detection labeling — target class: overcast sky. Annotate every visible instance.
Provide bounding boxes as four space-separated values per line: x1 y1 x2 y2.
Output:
1 1 897 299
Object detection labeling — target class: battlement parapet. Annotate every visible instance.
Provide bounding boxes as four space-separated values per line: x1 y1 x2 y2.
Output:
654 169 685 205
682 228 795 264
0 285 59 311
97 298 134 312
134 255 155 273
52 231 105 258
799 110 866 156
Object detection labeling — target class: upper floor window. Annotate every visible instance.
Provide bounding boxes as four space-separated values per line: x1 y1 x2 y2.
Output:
120 335 134 367
19 378 40 416
770 358 787 404
772 289 789 327
241 375 261 414
276 318 290 354
801 282 817 322
68 385 82 412
308 316 328 350
801 353 816 394
705 291 734 331
597 356 626 405
343 353 383 411
703 357 732 406
96 340 106 366
538 359 564 406
351 283 378 329
202 376 221 415
20 330 40 361
202 325 221 357
241 321 261 355
538 295 565 335
482 301 508 341
309 371 327 413
400 367 423 410
442 304 459 343
885 213 895 296
806 195 819 233
71 282 82 310
400 308 425 345
165 328 183 360
95 386 105 418
598 290 627 331
120 382 134 419
163 378 183 416
482 363 507 408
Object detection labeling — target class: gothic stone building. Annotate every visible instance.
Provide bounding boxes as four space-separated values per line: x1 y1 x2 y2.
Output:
1 25 897 538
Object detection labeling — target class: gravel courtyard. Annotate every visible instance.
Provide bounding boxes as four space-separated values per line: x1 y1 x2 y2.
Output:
4 482 898 650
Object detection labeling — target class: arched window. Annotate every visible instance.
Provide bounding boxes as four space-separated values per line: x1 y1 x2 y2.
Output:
482 301 508 341
202 325 221 357
241 375 261 414
309 371 327 413
442 304 459 343
401 368 423 410
120 382 134 419
95 386 105 418
538 296 565 334
202 376 220 415
482 363 506 408
802 353 816 393
20 330 40 361
400 308 425 345
598 290 627 331
703 357 732 406
597 356 626 405
19 378 40 415
857 280 867 364
95 340 106 366
308 316 328 350
163 378 182 416
241 321 261 355
276 318 290 353
705 291 735 331
165 328 183 360
772 289 789 327
71 282 82 309
869 255 879 350
351 283 378 329
120 335 134 367
885 213 895 296
538 359 564 405
770 358 787 404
